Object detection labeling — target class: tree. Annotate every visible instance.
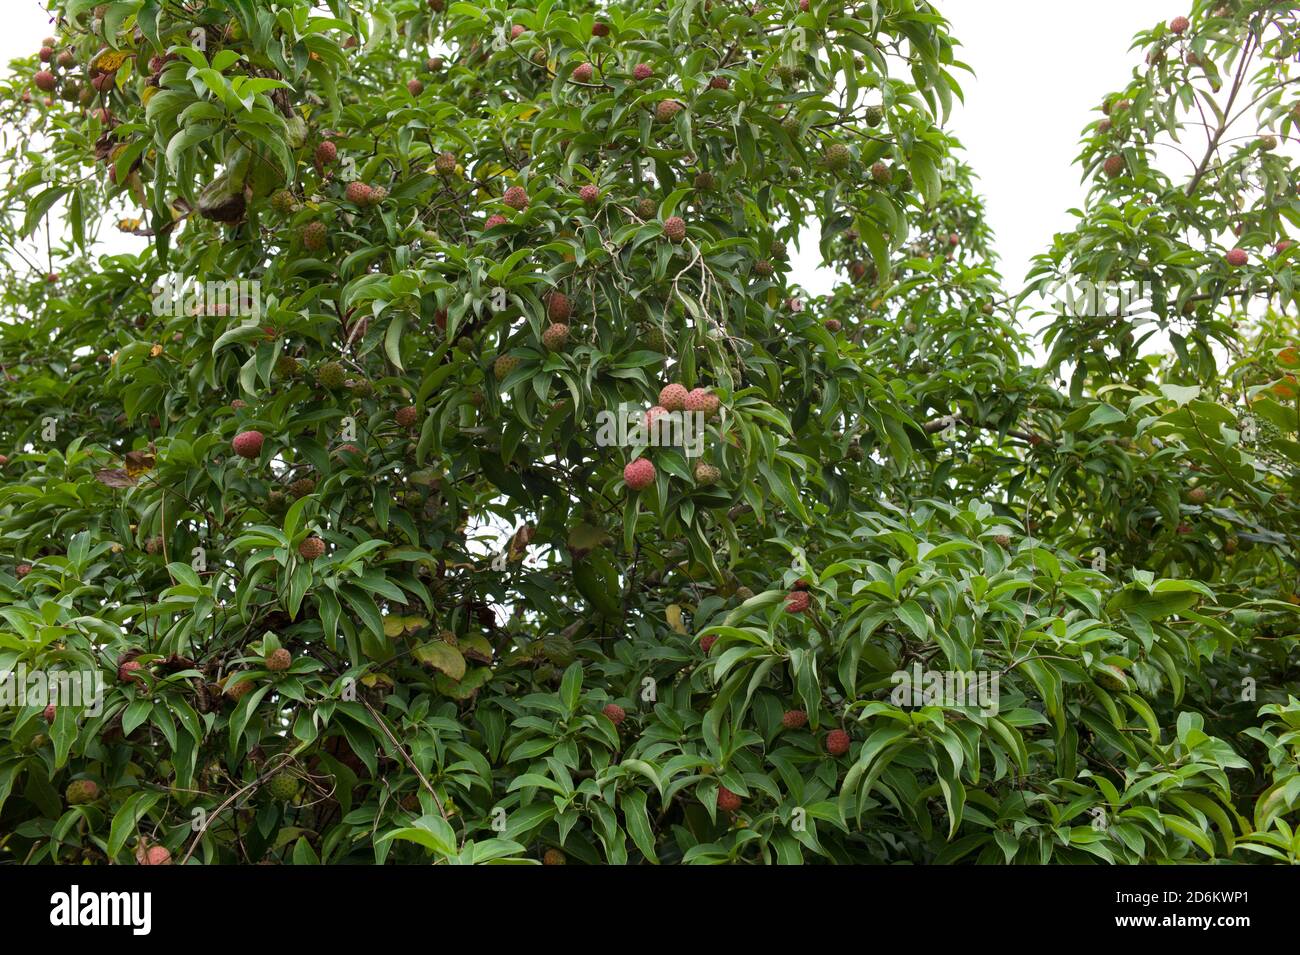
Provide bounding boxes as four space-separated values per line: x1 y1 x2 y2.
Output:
0 0 1296 865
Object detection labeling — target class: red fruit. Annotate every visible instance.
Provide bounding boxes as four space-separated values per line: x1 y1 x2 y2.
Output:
791 578 811 591
118 660 143 683
503 185 529 210
15 563 32 578
579 184 600 205
395 406 419 428
546 291 572 322
298 536 325 560
0 454 8 465
1170 15 1190 34
602 703 626 725
34 70 56 92
315 141 337 166
781 709 808 729
825 729 850 756
407 78 425 96
484 214 508 230
624 457 655 491
659 383 688 411
1103 155 1125 179
427 55 444 71
799 0 811 9
345 181 374 206
510 24 526 39
708 75 730 90
572 62 593 83
334 442 364 458
43 704 56 723
633 63 653 81
825 319 842 332
717 786 742 812
700 634 717 653
39 46 54 62
1226 248 1248 267
1177 523 1193 535
645 405 669 429
265 648 292 671
141 845 172 866
683 387 719 416
785 590 811 613
662 216 686 242
233 430 264 459
1276 240 1292 255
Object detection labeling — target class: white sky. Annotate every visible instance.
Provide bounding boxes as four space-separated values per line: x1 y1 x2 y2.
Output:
2 0 1180 314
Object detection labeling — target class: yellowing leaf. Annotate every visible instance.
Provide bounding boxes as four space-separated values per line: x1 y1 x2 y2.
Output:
413 640 466 681
91 49 132 74
666 604 687 635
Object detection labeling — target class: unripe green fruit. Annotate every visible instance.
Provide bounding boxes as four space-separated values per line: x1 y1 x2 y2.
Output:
494 354 521 378
266 772 298 802
66 779 99 805
824 143 850 171
316 362 347 389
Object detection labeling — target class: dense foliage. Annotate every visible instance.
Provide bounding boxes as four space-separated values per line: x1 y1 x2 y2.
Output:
0 0 1298 864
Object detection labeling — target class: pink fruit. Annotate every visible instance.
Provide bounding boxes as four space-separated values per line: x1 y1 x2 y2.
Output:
1170 15 1190 34
658 383 688 411
623 457 656 491
232 430 264 459
633 63 653 81
1226 248 1248 267
683 387 719 416
118 660 143 683
503 185 529 210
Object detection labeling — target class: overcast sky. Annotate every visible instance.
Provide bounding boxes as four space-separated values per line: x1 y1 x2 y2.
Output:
2 0 1180 308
